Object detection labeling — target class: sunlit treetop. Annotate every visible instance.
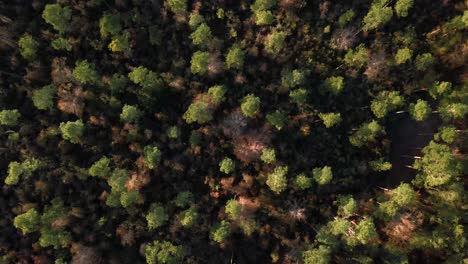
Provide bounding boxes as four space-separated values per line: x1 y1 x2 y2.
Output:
313 166 333 185
120 104 142 123
144 145 162 169
362 0 393 31
409 99 431 121
42 4 72 33
0 109 21 126
322 76 344 95
371 90 404 118
266 166 288 194
32 84 56 111
99 14 121 38
395 0 414 18
59 119 85 144
319 112 342 128
226 44 245 70
240 94 261 118
190 23 212 47
265 31 286 55
18 34 39 60
73 60 100 85
167 0 187 14
251 0 277 12
145 240 185 264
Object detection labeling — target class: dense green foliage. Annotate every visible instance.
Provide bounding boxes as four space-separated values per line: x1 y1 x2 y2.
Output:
18 34 39 60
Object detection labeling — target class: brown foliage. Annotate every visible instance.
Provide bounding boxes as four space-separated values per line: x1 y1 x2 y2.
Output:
57 83 85 117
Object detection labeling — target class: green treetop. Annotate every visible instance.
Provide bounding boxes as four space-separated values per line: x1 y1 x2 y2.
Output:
144 145 162 169
266 110 287 130
219 157 235 174
354 218 378 244
409 99 431 121
167 0 187 14
281 69 306 88
179 207 199 227
225 199 242 221
210 220 231 243
395 0 414 17
51 37 72 51
190 23 212 47
59 120 85 144
189 14 204 29
241 94 261 118
313 166 333 185
255 10 274 25
302 246 331 264
349 120 385 147
261 148 276 164
0 109 20 126
395 47 413 64
226 44 245 69
73 60 100 85
344 44 369 68
5 159 41 185
415 53 435 71
434 126 457 144
265 31 286 55
32 84 56 110
174 191 194 208
323 76 344 95
391 183 416 207
128 66 164 91
266 166 288 194
183 100 212 124
190 51 210 75
166 126 179 139
207 85 226 104
145 240 185 264
295 173 312 190
120 104 142 123
108 73 128 94
413 141 461 187
109 31 131 55
338 9 355 26
89 156 111 178
319 112 342 128
251 0 277 12
146 203 169 230
429 81 452 99
18 34 39 60
371 90 404 118
336 195 357 217
369 158 392 171
99 14 121 38
13 208 40 234
362 0 393 31
328 217 351 236
42 4 72 33
289 88 308 105
438 103 467 122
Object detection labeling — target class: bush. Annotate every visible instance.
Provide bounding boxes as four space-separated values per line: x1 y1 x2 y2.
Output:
59 120 85 144
146 203 168 230
225 199 241 221
313 166 333 185
261 148 276 164
319 112 342 128
42 4 72 33
265 31 286 54
210 220 231 243
241 94 261 118
395 47 413 64
144 145 162 169
190 51 210 74
13 209 40 234
219 157 235 174
409 99 431 121
266 110 287 130
51 37 72 51
167 0 187 14
32 84 56 110
89 156 111 178
145 240 185 264
18 34 39 60
266 166 288 194
99 14 121 38
73 60 100 85
190 23 212 47
295 173 312 190
120 104 142 123
226 44 245 69
0 109 21 126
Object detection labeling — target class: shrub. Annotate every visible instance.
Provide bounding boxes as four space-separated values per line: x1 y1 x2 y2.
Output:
120 104 142 123
295 173 312 190
167 0 187 14
323 76 344 95
395 0 414 17
266 110 287 130
51 37 72 51
226 45 245 69
128 66 163 91
319 112 342 128
146 203 168 230
190 23 212 47
73 60 100 85
183 100 212 124
362 0 393 31
409 99 431 121
240 94 261 118
144 145 162 169
394 47 413 64
225 199 242 221
255 10 274 25
18 34 39 60
89 156 111 178
145 240 185 264
0 109 21 126
313 166 333 185
42 4 72 33
179 207 199 227
14 209 40 234
59 120 85 144
219 158 235 174
266 166 288 194
210 220 231 243
99 14 121 38
261 148 276 164
265 31 286 54
190 51 210 74
32 84 56 110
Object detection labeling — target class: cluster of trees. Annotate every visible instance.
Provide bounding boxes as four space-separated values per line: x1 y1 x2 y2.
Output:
0 0 466 263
